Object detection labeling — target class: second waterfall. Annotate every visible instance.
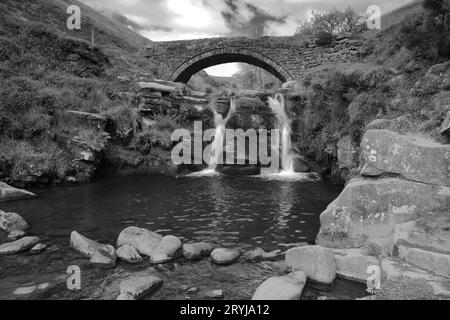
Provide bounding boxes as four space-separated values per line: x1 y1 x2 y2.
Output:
268 93 295 173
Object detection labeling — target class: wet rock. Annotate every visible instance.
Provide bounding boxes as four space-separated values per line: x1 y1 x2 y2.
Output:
90 246 117 268
30 243 47 254
244 248 281 262
186 287 199 294
0 236 40 255
332 248 380 283
7 230 26 241
0 182 36 203
117 244 143 264
360 164 384 177
210 248 241 266
0 211 29 233
252 271 307 300
13 283 50 296
70 231 113 258
362 130 450 186
117 226 162 257
150 235 182 263
292 156 311 173
285 245 336 284
118 275 163 300
317 178 450 253
182 242 214 260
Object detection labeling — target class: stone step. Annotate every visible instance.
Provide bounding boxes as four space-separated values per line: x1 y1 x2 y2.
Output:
381 258 450 298
396 244 450 279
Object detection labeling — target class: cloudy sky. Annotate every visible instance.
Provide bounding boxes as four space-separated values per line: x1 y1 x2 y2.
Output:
80 0 413 76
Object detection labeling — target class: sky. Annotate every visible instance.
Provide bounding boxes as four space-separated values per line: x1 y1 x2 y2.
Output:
80 0 413 76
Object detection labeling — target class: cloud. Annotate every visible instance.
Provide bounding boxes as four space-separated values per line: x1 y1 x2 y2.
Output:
80 0 414 41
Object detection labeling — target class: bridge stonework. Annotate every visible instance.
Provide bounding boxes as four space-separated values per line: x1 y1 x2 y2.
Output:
142 36 364 83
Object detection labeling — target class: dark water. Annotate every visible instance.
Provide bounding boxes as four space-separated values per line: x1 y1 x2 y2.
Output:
2 174 342 250
0 174 367 300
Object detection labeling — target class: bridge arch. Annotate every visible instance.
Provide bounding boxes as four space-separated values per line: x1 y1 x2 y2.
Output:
169 47 293 83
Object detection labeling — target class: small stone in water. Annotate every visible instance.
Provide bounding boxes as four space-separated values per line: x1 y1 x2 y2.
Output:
13 286 36 296
30 243 47 253
7 230 26 241
90 246 117 268
206 290 223 299
186 287 199 294
210 248 241 265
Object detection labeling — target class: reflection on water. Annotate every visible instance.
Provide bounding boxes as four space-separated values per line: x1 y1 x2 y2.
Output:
1 175 342 251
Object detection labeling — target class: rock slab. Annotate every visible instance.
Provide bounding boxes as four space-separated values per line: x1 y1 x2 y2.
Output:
252 271 307 300
0 236 40 255
285 245 336 284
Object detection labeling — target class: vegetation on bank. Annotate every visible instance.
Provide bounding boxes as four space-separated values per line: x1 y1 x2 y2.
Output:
289 0 450 181
0 0 159 184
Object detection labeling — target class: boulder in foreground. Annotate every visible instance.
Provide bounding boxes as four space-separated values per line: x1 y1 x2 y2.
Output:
149 235 182 264
70 231 113 258
0 211 29 233
317 178 450 253
182 242 214 260
117 226 162 257
252 271 307 300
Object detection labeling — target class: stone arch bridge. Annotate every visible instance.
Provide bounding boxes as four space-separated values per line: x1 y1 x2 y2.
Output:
142 36 364 83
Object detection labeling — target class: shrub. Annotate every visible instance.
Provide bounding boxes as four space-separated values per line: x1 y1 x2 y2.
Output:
296 6 365 38
348 92 386 124
0 138 72 180
102 104 140 141
74 128 110 152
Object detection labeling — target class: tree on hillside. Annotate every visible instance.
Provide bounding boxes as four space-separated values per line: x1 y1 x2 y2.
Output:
423 0 450 17
295 7 365 39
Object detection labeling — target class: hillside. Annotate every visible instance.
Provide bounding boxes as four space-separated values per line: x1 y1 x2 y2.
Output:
1 0 151 51
0 0 158 184
381 0 425 31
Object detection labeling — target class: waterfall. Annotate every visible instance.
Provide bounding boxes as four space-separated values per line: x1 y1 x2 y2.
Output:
190 98 236 176
268 93 294 173
208 98 236 171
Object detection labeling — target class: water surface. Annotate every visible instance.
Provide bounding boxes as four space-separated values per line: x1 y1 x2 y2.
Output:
0 174 363 300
